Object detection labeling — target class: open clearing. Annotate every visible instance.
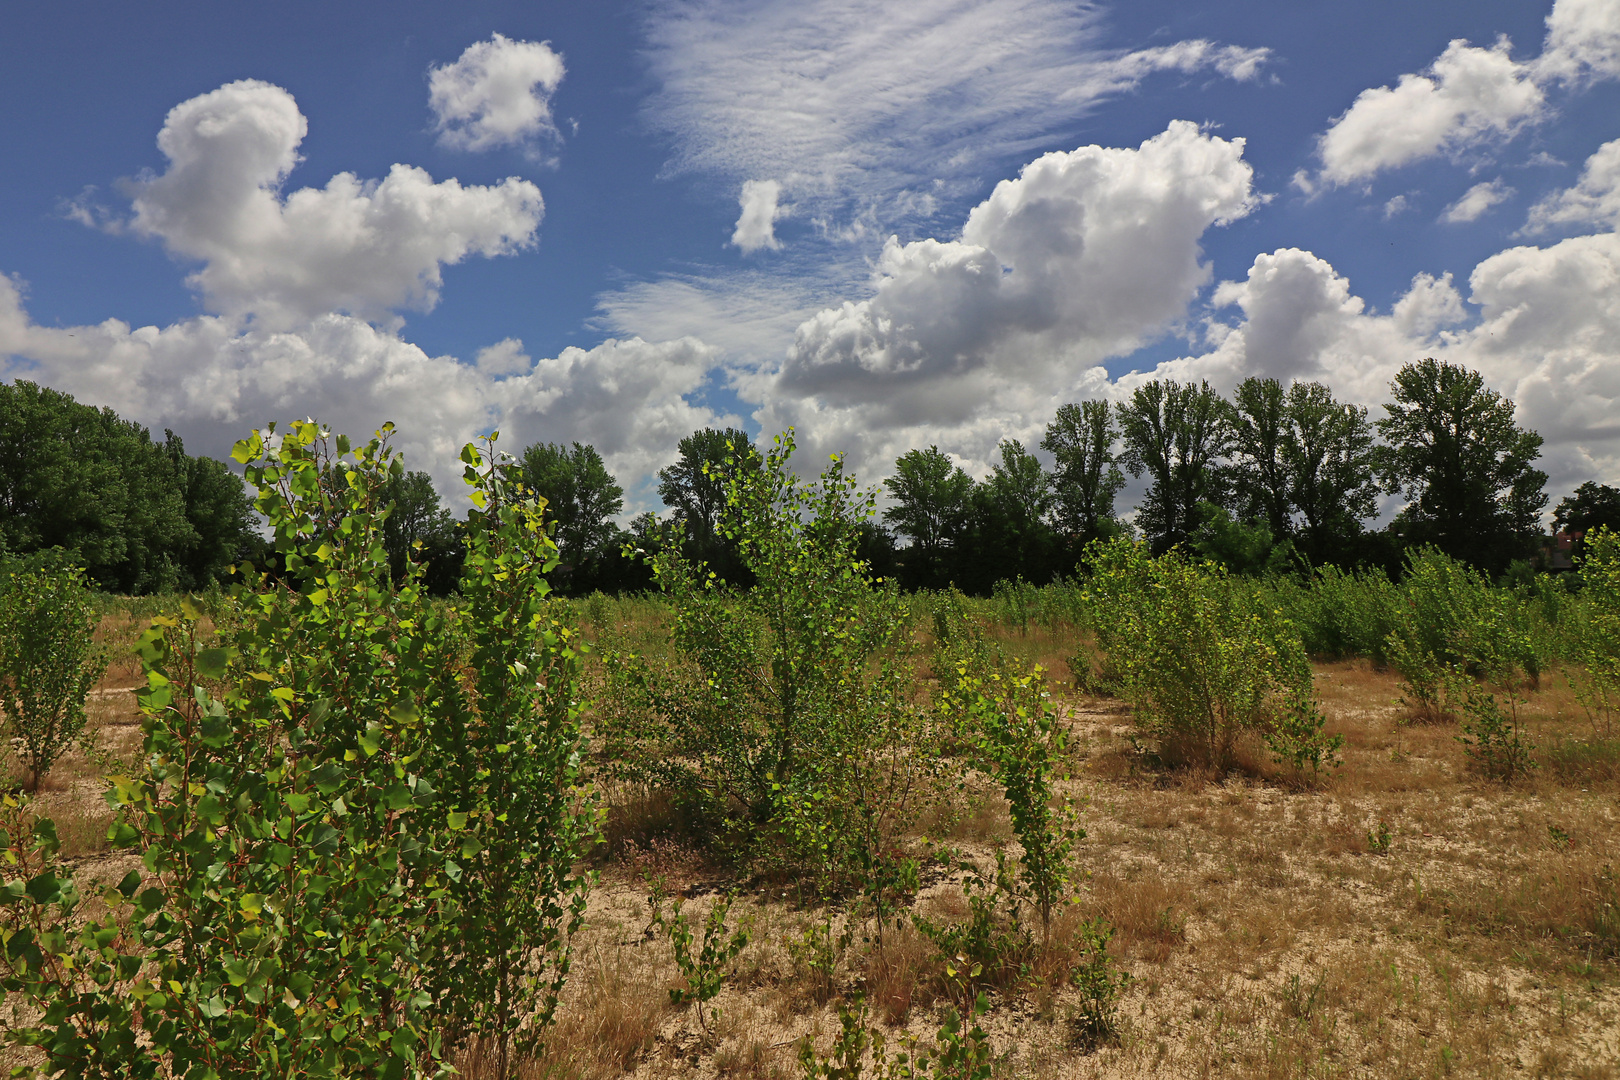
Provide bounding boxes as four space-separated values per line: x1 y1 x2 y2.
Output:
20 608 1620 1080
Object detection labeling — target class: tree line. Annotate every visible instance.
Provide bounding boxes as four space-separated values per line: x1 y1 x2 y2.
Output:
5 359 1619 595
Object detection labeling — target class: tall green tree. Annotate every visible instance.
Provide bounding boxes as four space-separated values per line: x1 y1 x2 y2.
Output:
1554 482 1620 536
882 446 973 585
657 428 759 547
162 430 260 589
1281 381 1379 558
0 380 240 592
986 439 1051 534
519 442 624 591
1229 378 1292 539
1118 379 1233 552
379 469 461 594
657 427 760 579
1041 401 1125 542
979 439 1057 584
1226 378 1379 563
1377 359 1547 572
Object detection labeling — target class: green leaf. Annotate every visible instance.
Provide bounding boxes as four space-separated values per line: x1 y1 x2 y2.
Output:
195 647 238 681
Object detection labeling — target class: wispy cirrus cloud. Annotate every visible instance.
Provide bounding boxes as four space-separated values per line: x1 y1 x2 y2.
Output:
639 0 1270 240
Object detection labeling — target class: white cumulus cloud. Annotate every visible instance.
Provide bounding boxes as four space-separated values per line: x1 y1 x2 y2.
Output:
1538 0 1620 83
475 336 532 376
1441 179 1515 222
4 79 729 510
428 34 567 153
745 121 1256 478
1128 232 1620 493
128 80 543 332
0 273 727 511
1310 0 1620 188
1523 137 1620 231
1315 38 1544 186
731 179 784 253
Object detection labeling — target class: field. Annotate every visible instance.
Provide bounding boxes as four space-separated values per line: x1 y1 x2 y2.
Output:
23 592 1619 1080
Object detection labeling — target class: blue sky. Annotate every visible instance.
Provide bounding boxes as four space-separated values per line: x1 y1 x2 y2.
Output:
3 0 1618 514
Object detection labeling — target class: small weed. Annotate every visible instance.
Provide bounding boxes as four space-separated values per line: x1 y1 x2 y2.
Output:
649 885 753 1037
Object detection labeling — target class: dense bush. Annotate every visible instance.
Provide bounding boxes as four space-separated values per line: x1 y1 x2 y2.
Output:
0 552 106 791
0 381 259 593
1271 564 1402 665
1081 538 1337 775
0 421 594 1078
1567 527 1620 740
1385 547 1539 721
599 432 940 887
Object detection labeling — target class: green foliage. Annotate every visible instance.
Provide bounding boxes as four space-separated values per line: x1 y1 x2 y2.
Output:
990 576 1039 634
1081 538 1336 775
1449 668 1538 782
913 862 1036 1013
0 552 106 790
518 441 625 592
1042 400 1125 544
0 420 594 1079
883 448 974 589
936 648 1079 934
602 431 937 887
1188 502 1292 577
1568 527 1620 739
799 994 993 1080
1377 358 1548 573
1117 379 1233 551
379 469 461 595
648 887 751 1036
0 381 257 593
1226 378 1379 561
1272 565 1402 665
1367 818 1393 855
656 427 760 563
1067 917 1128 1051
1385 547 1538 721
982 439 1054 571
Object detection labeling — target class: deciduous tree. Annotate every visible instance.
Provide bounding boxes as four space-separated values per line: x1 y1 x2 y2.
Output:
1118 379 1233 551
520 441 625 590
1377 359 1547 572
1041 401 1125 543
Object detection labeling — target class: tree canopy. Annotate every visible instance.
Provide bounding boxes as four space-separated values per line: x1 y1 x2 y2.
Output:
1376 358 1547 572
0 381 258 592
1118 379 1233 552
1042 400 1124 543
518 441 624 589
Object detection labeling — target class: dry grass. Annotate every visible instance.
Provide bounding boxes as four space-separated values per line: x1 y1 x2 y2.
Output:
17 603 1620 1078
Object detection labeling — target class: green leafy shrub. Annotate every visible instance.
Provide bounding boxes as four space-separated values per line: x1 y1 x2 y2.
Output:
1272 565 1402 664
936 646 1078 936
1567 527 1620 740
912 861 1036 1011
1067 916 1128 1051
799 993 993 1080
1386 547 1538 722
0 552 107 791
991 576 1039 634
0 421 595 1079
1081 538 1336 775
1449 667 1538 782
599 432 939 888
648 887 752 1036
